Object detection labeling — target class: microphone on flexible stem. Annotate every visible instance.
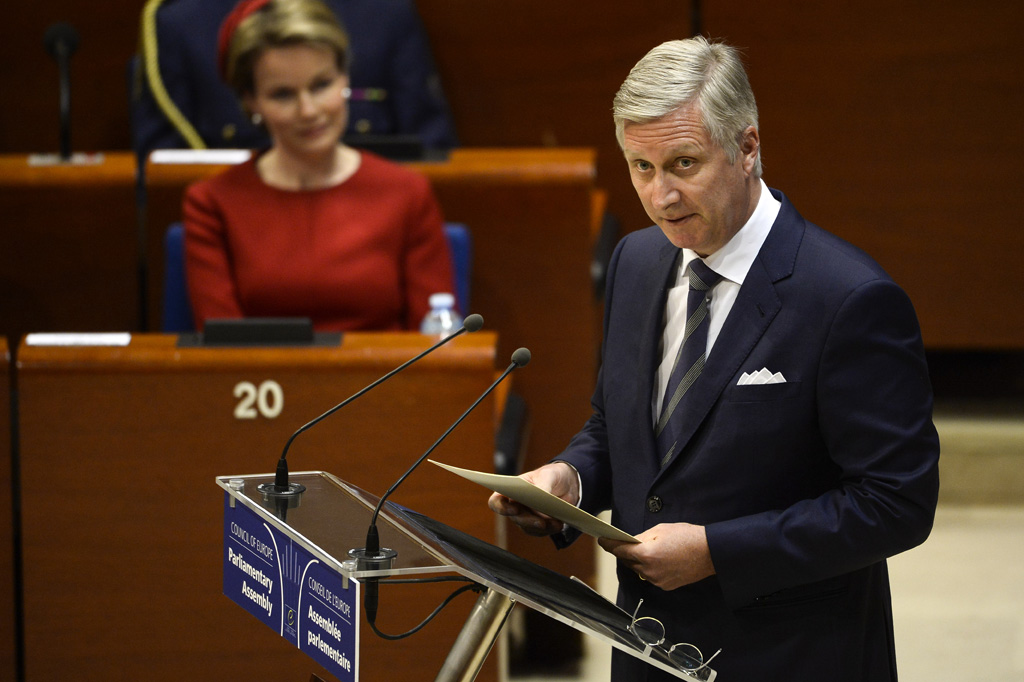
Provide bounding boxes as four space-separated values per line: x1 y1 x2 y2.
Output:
43 22 80 161
256 314 485 508
351 347 532 624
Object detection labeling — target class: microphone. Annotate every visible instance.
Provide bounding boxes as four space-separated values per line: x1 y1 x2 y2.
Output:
43 23 80 161
258 314 485 503
352 347 531 623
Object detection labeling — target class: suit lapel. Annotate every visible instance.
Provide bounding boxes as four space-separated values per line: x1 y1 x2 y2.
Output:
656 190 804 475
636 241 684 463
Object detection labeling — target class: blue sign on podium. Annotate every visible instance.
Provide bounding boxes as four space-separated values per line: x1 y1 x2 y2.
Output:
223 494 359 680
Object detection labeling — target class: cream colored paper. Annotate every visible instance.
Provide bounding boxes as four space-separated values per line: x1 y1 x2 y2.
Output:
430 460 638 543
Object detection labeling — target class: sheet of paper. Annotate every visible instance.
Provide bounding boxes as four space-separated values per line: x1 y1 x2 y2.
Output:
149 149 252 165
24 333 131 347
430 460 638 543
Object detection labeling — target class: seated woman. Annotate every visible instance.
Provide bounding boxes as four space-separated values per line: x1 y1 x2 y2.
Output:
184 0 453 331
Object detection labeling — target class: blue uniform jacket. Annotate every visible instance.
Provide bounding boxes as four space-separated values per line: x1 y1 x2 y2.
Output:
132 0 457 157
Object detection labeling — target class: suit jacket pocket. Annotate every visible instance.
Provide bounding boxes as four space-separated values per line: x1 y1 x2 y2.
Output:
738 573 852 611
725 380 802 402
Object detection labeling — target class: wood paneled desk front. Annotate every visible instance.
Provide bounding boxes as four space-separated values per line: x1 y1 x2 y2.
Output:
17 332 502 682
0 154 139 345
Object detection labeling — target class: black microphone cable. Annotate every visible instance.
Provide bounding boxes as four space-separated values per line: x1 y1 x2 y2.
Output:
365 575 485 641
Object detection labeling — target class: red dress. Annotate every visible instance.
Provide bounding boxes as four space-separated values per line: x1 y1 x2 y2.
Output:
183 151 454 331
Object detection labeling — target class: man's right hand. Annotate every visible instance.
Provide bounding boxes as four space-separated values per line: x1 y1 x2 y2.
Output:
487 461 580 537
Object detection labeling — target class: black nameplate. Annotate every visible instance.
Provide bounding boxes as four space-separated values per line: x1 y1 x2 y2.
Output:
176 318 341 347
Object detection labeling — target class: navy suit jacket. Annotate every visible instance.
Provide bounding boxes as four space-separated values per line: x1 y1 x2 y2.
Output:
131 0 457 158
558 190 939 681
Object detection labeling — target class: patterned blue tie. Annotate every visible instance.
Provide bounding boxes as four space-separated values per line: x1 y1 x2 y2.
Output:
655 259 723 466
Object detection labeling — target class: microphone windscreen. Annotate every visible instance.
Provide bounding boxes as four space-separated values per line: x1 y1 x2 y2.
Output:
44 22 80 57
511 347 532 367
463 313 484 332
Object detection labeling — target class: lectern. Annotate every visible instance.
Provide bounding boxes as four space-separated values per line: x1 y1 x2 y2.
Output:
218 471 718 682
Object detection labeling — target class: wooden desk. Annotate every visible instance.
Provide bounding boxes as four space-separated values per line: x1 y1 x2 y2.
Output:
146 148 603 579
0 338 13 682
17 333 501 681
0 154 140 346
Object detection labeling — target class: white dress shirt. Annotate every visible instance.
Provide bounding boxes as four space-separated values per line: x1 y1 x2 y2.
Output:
652 180 781 421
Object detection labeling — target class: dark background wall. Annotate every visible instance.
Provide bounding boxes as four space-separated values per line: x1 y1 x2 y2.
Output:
2 0 1023 350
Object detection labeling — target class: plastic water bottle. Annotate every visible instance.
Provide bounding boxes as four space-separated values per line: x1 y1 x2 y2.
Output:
420 292 463 338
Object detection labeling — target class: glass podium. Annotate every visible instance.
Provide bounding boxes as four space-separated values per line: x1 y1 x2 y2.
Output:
217 471 717 682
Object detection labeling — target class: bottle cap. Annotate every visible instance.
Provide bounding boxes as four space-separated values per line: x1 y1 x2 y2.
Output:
428 292 456 308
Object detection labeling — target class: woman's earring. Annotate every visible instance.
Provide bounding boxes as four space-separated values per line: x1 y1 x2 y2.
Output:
251 112 263 126
342 87 351 100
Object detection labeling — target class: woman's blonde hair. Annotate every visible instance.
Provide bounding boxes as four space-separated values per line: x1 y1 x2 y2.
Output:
222 0 349 97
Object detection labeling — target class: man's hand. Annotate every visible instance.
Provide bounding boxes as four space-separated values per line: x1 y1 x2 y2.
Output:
488 462 580 537
599 523 715 590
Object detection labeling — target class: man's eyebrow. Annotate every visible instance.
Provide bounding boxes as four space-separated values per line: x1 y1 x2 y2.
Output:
666 142 703 155
624 144 703 160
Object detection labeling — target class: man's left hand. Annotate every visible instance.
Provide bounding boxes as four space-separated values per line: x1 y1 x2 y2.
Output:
599 523 715 590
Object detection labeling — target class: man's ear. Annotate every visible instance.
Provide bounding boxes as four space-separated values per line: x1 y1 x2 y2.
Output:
740 126 760 174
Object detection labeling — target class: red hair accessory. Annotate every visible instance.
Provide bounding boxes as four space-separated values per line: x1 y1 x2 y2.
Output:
217 0 273 80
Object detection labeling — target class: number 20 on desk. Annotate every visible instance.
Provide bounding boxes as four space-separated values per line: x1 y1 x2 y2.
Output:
233 380 284 419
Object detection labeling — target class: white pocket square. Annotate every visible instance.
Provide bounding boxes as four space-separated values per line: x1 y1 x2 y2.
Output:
738 367 787 385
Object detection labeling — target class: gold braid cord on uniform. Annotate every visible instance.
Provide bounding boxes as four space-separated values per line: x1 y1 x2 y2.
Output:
140 0 207 149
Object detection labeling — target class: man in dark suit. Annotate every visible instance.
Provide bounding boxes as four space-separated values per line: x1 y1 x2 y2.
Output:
132 0 457 158
490 37 939 681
